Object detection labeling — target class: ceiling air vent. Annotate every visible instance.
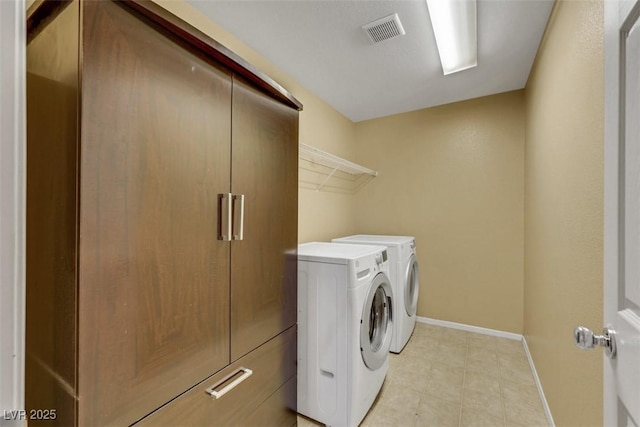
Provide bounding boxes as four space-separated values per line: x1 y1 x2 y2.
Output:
362 13 406 44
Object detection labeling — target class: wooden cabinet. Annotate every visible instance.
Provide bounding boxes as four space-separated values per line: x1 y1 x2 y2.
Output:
230 77 298 360
26 1 300 426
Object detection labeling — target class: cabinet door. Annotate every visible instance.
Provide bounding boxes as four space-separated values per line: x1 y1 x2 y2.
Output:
78 2 232 425
230 77 298 360
133 326 297 427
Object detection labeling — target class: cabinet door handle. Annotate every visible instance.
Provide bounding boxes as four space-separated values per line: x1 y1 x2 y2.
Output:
219 193 232 241
205 367 253 399
232 194 245 241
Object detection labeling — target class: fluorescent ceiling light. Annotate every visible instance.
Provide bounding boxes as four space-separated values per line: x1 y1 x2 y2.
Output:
426 0 477 75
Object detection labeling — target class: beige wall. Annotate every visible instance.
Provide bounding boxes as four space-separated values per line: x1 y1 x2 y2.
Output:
524 1 604 426
152 0 358 243
354 91 525 333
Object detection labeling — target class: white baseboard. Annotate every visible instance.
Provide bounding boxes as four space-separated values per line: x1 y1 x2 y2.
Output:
416 316 522 341
521 337 555 427
415 317 555 427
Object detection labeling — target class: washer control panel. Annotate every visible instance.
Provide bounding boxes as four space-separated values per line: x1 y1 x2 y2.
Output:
374 250 388 267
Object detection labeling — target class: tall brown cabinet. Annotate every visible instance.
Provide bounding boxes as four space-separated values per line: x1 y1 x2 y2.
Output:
26 1 301 425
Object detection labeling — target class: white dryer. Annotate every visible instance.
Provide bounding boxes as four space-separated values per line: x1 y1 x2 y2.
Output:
332 235 419 353
297 242 393 427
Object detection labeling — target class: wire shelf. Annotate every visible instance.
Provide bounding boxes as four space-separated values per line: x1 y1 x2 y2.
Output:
299 143 378 193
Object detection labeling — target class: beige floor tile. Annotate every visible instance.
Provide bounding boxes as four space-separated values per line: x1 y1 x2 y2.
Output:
407 337 440 359
438 340 469 357
505 418 550 427
468 333 497 350
422 375 464 404
466 346 500 376
497 351 530 369
421 364 465 403
401 354 433 374
499 363 535 386
413 322 447 339
505 421 549 427
362 403 417 427
360 402 382 427
376 381 422 412
415 395 461 427
501 380 540 405
464 371 501 395
498 359 531 384
432 343 468 369
388 351 406 369
460 406 506 427
501 380 547 426
392 365 431 394
440 327 470 345
467 346 498 361
462 387 504 420
466 357 501 376
402 341 439 362
375 378 392 401
504 399 548 427
360 407 376 427
427 363 465 387
296 414 322 426
385 367 404 385
495 338 525 356
410 333 437 346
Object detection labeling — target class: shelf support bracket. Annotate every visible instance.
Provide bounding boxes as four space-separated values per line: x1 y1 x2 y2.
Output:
316 166 339 191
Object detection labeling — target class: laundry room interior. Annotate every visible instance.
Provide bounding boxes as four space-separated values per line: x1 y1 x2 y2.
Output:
9 0 612 426
158 1 601 425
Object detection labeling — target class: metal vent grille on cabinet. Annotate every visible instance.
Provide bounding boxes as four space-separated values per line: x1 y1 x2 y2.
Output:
362 13 406 44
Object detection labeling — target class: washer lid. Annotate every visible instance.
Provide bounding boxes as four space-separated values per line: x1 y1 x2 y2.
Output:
333 234 415 246
297 242 386 265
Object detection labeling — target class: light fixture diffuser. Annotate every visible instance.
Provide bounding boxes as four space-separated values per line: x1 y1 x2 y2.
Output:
426 0 477 75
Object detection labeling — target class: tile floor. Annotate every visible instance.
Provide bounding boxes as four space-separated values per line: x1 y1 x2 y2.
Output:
298 322 549 427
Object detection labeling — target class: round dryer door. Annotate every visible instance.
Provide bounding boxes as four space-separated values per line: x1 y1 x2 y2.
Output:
404 254 419 317
360 273 393 370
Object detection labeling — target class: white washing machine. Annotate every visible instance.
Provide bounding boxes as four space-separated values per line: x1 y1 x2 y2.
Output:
332 235 419 353
297 242 394 427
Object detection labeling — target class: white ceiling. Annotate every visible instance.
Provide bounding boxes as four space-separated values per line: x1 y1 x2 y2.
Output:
188 0 554 122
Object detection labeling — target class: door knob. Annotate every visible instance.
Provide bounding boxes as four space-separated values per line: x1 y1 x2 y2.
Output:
573 326 617 359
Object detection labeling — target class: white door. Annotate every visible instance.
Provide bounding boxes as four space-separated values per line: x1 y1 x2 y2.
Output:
0 0 26 417
602 0 640 425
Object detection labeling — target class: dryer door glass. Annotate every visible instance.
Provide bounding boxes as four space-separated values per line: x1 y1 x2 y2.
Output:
360 273 393 370
369 286 389 352
404 254 419 316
